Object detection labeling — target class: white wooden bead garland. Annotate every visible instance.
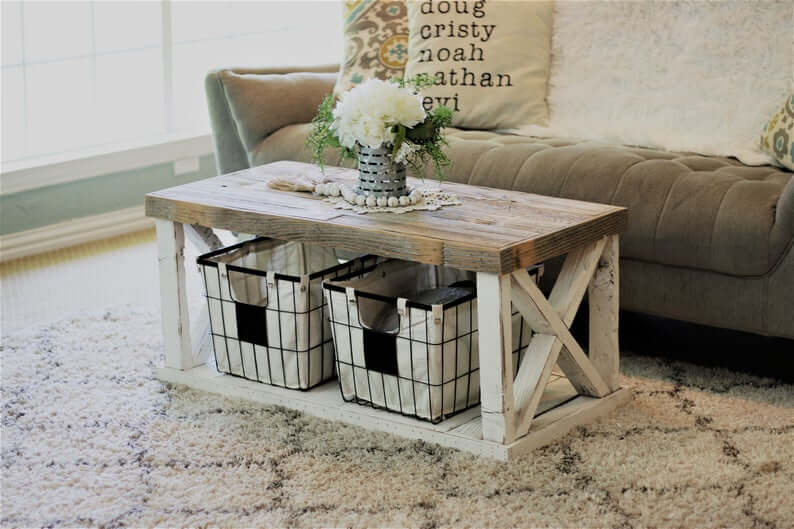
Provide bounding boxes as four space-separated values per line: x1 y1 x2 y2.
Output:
314 182 423 207
266 173 461 214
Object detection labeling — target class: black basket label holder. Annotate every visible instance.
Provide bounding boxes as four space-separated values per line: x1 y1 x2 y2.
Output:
347 286 400 377
222 262 270 348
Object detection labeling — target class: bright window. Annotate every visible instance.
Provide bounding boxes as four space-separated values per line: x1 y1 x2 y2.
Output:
1 1 342 166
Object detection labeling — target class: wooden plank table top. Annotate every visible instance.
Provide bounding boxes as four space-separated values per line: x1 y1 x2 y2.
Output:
145 161 627 274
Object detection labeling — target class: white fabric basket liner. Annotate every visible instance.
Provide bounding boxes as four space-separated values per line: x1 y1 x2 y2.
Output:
199 237 371 390
324 260 536 422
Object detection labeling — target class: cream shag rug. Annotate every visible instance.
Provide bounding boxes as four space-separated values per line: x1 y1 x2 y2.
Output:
1 307 792 528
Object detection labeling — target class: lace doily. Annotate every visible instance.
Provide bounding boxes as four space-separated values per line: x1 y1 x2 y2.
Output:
325 187 461 214
265 172 462 214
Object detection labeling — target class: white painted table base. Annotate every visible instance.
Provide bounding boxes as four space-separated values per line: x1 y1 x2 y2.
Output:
154 219 630 461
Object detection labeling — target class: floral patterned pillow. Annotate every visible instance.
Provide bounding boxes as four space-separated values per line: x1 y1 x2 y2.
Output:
761 93 794 171
334 0 409 98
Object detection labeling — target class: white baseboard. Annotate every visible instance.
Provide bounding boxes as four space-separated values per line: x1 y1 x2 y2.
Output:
0 205 153 263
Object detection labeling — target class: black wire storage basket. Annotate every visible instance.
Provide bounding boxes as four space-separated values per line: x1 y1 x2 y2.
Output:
323 259 542 423
198 237 377 390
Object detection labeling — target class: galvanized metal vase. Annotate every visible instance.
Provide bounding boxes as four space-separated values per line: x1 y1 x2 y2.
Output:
357 143 407 198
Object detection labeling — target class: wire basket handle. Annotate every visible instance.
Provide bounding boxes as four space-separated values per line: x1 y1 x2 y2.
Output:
217 262 271 307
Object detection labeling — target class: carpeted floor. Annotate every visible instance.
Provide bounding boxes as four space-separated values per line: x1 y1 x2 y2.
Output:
1 306 792 528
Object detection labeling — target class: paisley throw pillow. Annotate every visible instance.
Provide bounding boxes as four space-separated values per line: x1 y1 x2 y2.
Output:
761 93 794 171
334 0 409 97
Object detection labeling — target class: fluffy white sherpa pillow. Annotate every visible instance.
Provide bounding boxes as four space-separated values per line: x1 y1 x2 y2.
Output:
511 0 794 165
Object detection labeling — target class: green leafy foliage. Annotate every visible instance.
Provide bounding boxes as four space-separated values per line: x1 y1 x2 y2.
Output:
305 94 356 171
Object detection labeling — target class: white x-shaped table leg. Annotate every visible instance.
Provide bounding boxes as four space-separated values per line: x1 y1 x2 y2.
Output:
477 234 621 444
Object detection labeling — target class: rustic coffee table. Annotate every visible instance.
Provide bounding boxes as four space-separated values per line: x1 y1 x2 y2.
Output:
146 161 630 461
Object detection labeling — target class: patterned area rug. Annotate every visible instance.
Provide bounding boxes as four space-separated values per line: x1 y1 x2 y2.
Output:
2 307 792 528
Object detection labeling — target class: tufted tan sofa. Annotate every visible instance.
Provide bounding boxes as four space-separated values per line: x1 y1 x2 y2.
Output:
205 66 794 340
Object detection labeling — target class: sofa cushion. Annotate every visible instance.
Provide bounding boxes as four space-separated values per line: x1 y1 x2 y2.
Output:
253 125 793 277
404 0 553 129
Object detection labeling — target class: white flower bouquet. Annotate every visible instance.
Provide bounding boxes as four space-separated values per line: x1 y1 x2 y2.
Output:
307 75 454 180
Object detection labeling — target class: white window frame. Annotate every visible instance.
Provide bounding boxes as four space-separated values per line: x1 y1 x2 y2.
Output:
1 0 211 195
0 132 213 196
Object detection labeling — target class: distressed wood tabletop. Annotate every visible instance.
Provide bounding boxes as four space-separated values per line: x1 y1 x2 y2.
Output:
145 161 627 274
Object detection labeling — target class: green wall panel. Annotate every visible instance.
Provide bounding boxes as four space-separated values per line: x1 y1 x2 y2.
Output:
1 154 216 236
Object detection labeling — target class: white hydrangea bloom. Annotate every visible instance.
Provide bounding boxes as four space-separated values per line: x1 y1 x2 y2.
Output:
332 79 426 149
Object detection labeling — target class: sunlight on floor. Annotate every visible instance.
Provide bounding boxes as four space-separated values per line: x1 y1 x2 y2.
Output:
1 229 205 333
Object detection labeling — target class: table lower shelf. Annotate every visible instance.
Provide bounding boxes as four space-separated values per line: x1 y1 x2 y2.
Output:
156 365 631 461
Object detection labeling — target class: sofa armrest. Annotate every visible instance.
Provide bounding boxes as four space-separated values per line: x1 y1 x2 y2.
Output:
205 64 339 175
